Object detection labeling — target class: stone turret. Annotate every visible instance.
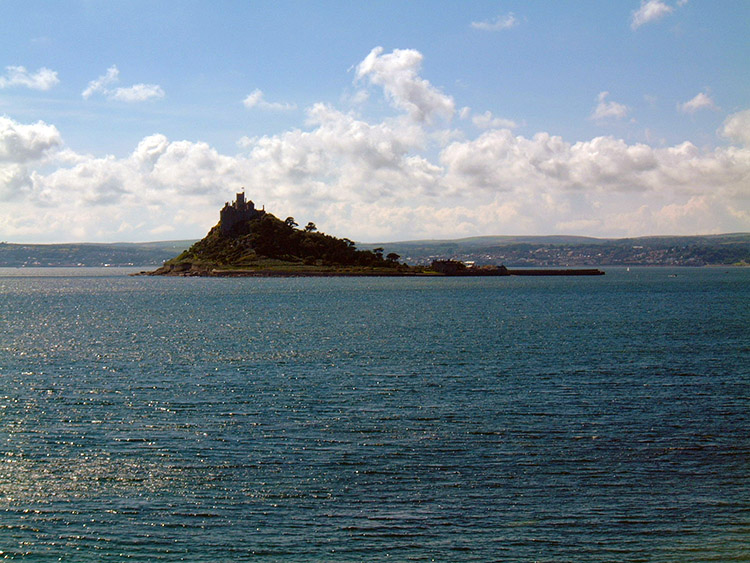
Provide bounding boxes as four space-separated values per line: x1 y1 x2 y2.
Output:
220 191 264 236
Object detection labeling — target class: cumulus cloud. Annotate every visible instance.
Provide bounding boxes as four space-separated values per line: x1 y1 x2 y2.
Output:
591 91 629 121
472 111 518 130
3 130 251 240
0 116 62 200
721 109 750 146
82 65 164 102
7 117 749 241
677 91 717 114
110 84 165 102
471 13 518 31
243 89 297 111
2 48 749 242
631 0 674 29
0 65 59 90
356 47 455 123
0 117 62 163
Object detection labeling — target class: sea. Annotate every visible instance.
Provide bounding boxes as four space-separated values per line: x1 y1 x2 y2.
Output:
0 266 747 562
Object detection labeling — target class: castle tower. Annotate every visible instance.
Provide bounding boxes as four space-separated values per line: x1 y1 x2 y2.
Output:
220 191 263 236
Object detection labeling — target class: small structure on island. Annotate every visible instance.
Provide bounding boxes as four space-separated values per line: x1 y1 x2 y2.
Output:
430 259 510 276
430 259 467 275
219 191 264 236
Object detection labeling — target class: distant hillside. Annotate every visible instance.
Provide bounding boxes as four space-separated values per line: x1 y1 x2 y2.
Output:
2 232 748 268
360 233 750 267
156 212 403 275
0 240 195 267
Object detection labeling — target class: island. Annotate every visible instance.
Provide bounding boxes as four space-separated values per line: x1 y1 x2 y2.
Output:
142 193 603 277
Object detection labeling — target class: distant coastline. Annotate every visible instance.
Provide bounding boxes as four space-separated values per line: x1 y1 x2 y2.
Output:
2 233 747 269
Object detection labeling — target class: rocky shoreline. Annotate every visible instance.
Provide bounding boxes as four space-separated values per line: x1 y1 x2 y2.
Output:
136 262 605 278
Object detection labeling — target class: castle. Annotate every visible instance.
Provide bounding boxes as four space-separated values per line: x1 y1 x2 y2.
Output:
219 191 264 235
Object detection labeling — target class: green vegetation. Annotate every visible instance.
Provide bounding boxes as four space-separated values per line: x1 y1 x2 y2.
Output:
158 212 409 275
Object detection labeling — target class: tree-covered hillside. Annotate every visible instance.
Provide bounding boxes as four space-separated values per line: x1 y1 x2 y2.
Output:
160 213 402 274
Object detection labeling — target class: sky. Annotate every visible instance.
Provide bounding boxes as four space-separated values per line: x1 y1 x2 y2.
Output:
1 0 749 243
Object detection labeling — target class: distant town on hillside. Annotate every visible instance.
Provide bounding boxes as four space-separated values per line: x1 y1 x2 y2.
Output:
1 233 748 268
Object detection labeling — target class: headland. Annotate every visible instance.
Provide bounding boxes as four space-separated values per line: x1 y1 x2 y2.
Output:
142 193 604 277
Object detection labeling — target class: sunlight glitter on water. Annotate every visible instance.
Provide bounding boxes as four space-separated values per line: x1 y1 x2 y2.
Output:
0 268 748 561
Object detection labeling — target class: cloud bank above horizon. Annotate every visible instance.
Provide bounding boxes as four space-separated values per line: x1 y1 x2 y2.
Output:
1 41 748 243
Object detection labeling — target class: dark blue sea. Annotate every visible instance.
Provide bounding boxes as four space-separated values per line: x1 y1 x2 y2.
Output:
0 267 748 562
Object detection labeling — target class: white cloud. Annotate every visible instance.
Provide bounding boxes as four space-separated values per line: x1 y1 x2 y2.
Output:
348 89 370 106
236 136 257 149
721 109 750 146
11 118 748 241
0 116 62 163
0 65 59 90
591 92 629 121
82 65 164 102
2 48 749 243
110 84 165 102
677 91 717 114
82 66 119 99
472 111 518 130
0 116 62 200
243 89 297 111
146 138 245 194
242 90 263 108
356 47 455 123
471 13 518 31
631 0 674 29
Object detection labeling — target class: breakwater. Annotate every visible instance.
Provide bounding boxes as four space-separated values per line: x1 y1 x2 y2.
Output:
507 268 605 276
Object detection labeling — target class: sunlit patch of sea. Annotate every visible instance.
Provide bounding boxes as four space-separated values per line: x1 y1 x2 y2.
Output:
0 267 748 561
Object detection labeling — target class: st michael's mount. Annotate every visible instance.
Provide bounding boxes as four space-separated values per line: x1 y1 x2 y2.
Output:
143 192 604 277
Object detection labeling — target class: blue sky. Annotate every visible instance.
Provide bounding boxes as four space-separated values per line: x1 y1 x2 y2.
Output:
1 0 749 243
